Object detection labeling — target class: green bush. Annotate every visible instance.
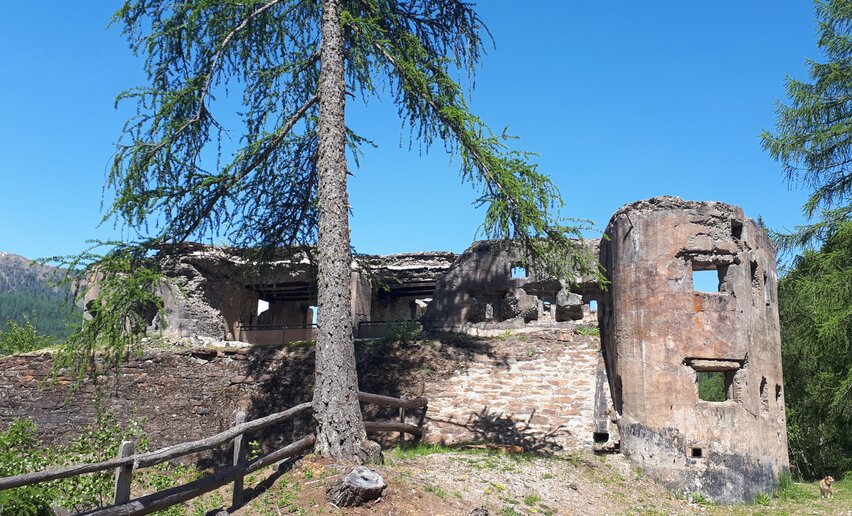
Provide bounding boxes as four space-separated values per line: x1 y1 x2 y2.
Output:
0 314 56 356
697 372 726 402
575 325 599 336
0 419 55 515
383 320 422 345
0 402 148 514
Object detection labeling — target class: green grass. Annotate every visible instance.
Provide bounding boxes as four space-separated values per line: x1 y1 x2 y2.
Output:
704 474 852 515
390 442 458 459
689 492 714 506
752 492 771 506
575 325 600 336
424 483 448 499
523 494 542 505
775 471 816 503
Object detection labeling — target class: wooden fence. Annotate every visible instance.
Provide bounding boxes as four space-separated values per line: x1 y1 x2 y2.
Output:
0 391 427 516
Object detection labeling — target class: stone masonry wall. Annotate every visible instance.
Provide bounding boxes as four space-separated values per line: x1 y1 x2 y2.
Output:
0 330 611 460
421 332 605 450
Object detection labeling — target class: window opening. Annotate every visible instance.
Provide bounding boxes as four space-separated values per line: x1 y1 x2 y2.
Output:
691 447 704 459
775 384 782 403
759 377 769 413
589 300 598 313
308 305 318 325
763 272 771 306
511 265 528 279
697 371 729 402
593 432 609 443
257 299 270 316
731 220 744 240
692 269 721 293
542 301 552 314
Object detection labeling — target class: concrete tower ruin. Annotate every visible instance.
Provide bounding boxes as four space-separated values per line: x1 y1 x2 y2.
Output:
599 197 789 503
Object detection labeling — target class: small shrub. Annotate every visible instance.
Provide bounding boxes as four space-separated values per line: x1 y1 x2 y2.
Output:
575 325 599 336
424 483 448 499
247 439 262 460
383 321 422 344
0 402 148 514
775 471 816 502
494 330 513 341
0 418 55 515
523 494 542 505
0 314 56 356
754 492 772 506
689 492 713 506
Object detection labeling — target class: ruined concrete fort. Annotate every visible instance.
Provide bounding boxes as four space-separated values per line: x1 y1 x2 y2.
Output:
0 197 789 503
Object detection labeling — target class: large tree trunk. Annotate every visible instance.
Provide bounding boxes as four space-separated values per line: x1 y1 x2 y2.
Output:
313 0 368 460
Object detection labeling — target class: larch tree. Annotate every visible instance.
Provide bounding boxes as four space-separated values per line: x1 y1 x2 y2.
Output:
89 0 596 461
763 0 852 476
762 0 852 248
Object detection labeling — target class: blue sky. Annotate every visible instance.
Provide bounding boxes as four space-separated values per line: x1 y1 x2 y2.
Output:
0 2 818 260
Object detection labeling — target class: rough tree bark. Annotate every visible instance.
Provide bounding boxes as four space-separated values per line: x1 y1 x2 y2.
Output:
313 0 369 460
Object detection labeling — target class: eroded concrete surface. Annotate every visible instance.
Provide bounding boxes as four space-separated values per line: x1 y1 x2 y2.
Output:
599 196 788 503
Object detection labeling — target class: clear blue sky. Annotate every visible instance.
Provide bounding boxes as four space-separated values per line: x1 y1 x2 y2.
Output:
0 2 818 260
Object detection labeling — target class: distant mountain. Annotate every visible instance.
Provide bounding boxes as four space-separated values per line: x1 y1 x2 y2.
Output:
0 252 81 339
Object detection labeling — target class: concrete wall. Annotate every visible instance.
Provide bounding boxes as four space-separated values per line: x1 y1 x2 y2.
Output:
599 197 788 503
422 241 589 334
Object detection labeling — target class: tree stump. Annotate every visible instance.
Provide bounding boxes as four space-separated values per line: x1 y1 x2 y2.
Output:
326 466 387 507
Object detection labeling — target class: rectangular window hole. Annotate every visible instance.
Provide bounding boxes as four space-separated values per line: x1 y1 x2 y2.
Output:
511 264 528 279
693 268 721 293
697 371 730 402
691 447 704 458
542 301 552 313
593 432 609 443
731 220 744 240
589 300 598 312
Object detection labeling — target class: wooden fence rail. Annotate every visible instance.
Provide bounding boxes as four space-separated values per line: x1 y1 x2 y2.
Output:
79 436 317 516
0 402 313 490
0 391 427 516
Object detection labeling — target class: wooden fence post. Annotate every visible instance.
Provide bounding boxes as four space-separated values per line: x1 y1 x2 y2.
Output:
113 440 134 505
399 407 406 442
231 411 247 508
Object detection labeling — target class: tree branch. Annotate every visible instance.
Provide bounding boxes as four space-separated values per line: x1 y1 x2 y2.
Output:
174 94 318 242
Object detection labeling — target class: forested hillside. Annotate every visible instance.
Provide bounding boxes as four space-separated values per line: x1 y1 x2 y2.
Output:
0 252 81 339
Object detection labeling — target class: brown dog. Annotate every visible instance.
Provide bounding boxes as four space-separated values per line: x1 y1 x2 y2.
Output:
819 475 834 499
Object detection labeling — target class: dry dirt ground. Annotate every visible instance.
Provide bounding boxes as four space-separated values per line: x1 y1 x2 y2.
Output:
160 447 852 516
